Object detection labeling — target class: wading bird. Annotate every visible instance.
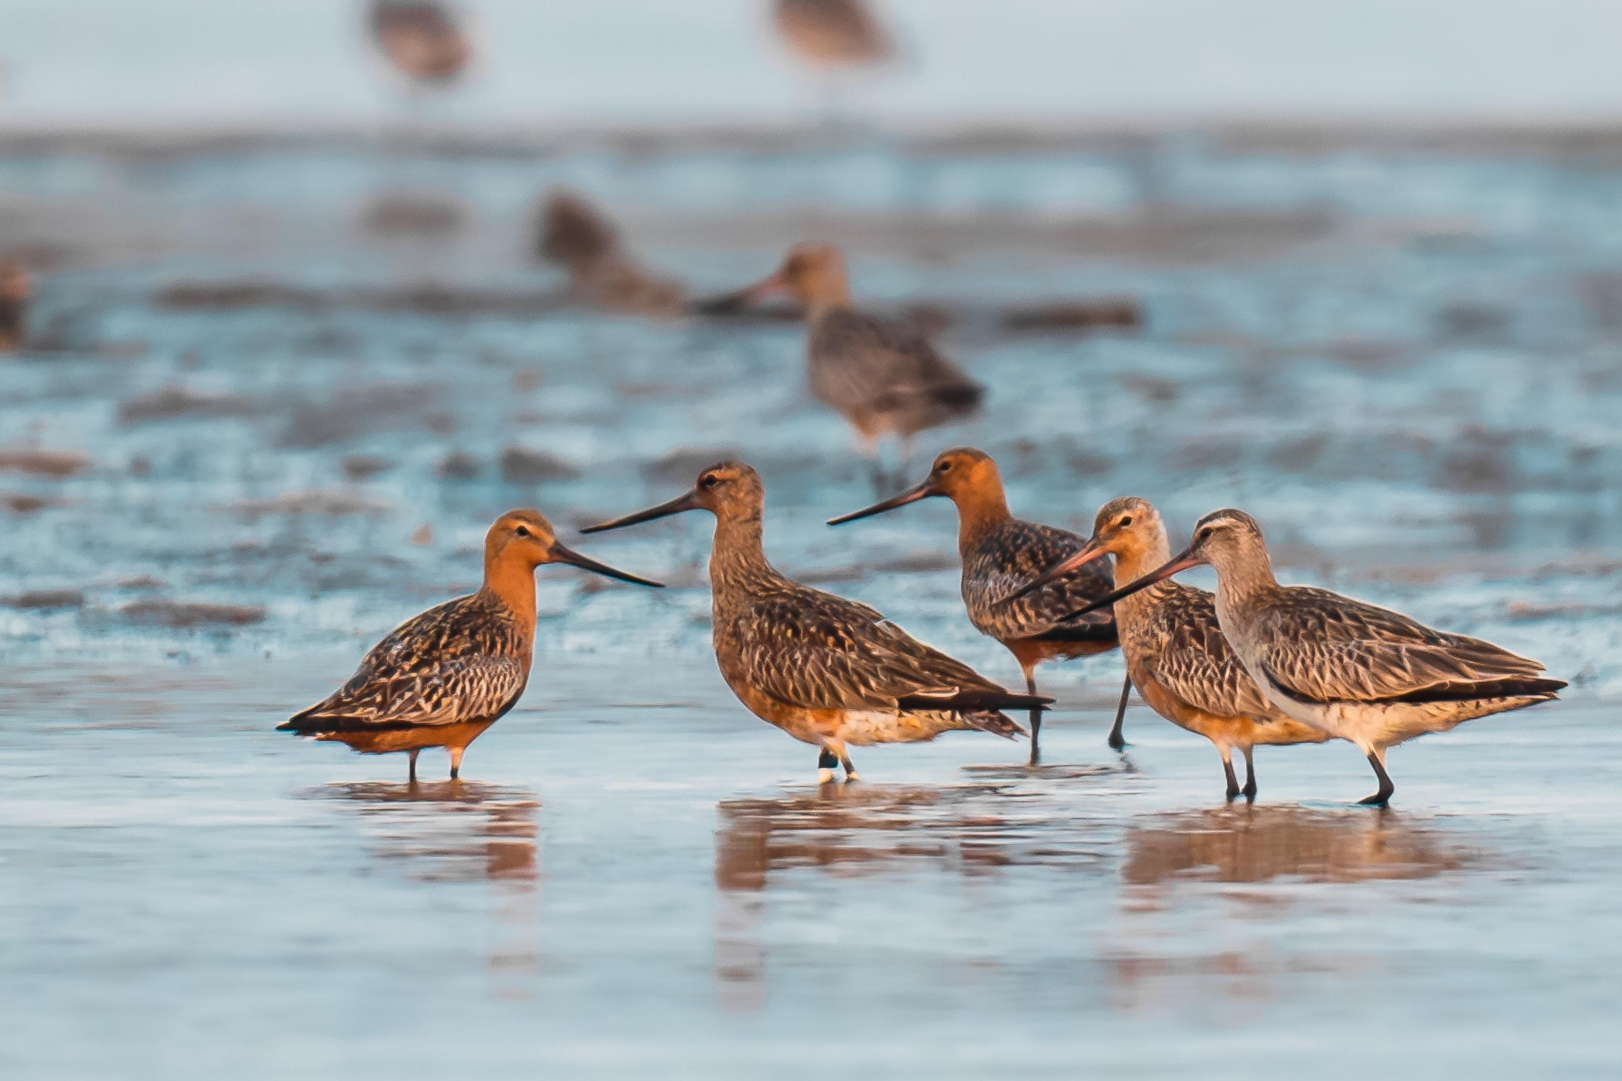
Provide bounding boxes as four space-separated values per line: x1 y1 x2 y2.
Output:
532 189 686 317
1009 497 1331 798
280 510 662 780
0 263 28 351
584 461 1044 781
700 244 981 481
829 448 1120 763
1053 509 1564 805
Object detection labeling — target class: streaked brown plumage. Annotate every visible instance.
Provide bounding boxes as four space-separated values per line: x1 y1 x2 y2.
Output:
700 244 981 470
0 263 29 351
772 0 894 71
369 1 471 85
532 189 686 316
828 448 1117 763
1012 497 1330 799
1059 508 1565 805
582 461 1046 781
279 509 661 780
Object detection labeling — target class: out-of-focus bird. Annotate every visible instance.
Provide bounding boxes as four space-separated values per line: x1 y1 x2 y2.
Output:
699 243 982 480
829 448 1120 764
1054 509 1565 806
772 0 893 70
532 190 687 317
279 510 662 781
369 1 471 87
0 263 30 352
583 461 1045 782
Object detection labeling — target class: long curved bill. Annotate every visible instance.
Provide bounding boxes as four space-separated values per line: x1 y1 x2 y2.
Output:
1059 546 1200 620
826 481 931 526
581 490 700 534
1002 537 1108 604
549 542 665 588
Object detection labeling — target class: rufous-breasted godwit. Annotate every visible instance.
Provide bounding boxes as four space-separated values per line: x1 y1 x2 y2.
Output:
701 244 981 479
1056 509 1565 805
1009 497 1331 799
369 1 471 87
828 447 1121 764
280 510 662 780
583 461 1044 781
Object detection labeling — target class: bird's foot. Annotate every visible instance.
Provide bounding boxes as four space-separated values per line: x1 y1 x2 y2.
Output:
843 771 861 784
817 768 836 785
1357 793 1390 807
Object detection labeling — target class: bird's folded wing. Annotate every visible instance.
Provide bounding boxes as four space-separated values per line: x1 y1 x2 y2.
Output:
1259 637 1546 705
297 653 528 728
1146 589 1275 717
736 594 996 711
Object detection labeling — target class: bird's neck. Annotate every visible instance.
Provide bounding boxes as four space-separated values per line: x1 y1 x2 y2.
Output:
1211 547 1280 616
709 514 776 596
953 487 1014 554
482 556 538 629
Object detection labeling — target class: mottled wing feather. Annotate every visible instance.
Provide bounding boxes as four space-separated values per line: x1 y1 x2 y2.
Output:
963 519 1114 639
734 590 1007 711
1141 582 1274 717
290 594 528 729
1256 587 1548 705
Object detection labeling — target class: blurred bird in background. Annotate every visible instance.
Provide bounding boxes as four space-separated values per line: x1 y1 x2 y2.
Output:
770 0 897 126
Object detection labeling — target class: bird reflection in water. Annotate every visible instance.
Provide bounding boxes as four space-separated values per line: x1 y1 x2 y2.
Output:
317 780 541 995
712 781 1107 1009
1108 805 1480 1011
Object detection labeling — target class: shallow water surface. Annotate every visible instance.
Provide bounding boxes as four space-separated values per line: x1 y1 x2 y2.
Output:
3 131 1622 1075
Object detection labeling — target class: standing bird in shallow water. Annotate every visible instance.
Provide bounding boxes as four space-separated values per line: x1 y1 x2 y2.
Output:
828 448 1121 764
1058 509 1565 805
532 189 687 317
584 461 1044 781
1010 497 1331 799
280 510 662 780
701 244 982 482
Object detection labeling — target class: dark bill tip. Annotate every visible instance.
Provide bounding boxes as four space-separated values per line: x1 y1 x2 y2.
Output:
1060 547 1199 620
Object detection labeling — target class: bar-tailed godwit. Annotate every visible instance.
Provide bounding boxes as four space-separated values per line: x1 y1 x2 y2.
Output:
280 510 662 780
1058 509 1565 805
583 461 1045 781
828 447 1120 763
772 0 894 73
702 244 981 478
1009 497 1331 799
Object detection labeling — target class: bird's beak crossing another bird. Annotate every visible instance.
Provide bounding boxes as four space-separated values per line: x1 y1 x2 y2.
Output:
825 479 935 525
1033 545 1203 618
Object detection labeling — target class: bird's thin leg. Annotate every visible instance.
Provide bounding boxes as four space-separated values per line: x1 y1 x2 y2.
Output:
408 748 420 784
1220 746 1240 802
839 752 860 784
1023 667 1042 766
1241 745 1257 802
1108 673 1131 751
817 748 838 785
1358 747 1394 807
448 746 464 781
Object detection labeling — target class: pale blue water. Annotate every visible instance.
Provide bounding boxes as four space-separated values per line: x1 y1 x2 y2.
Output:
2 130 1621 1076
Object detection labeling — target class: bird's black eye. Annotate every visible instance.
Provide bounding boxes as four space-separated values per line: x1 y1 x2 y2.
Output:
936 461 951 473
1117 515 1133 529
1196 528 1211 543
699 474 718 489
515 525 530 538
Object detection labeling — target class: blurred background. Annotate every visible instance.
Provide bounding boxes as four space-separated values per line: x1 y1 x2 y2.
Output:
4 4 1622 1079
